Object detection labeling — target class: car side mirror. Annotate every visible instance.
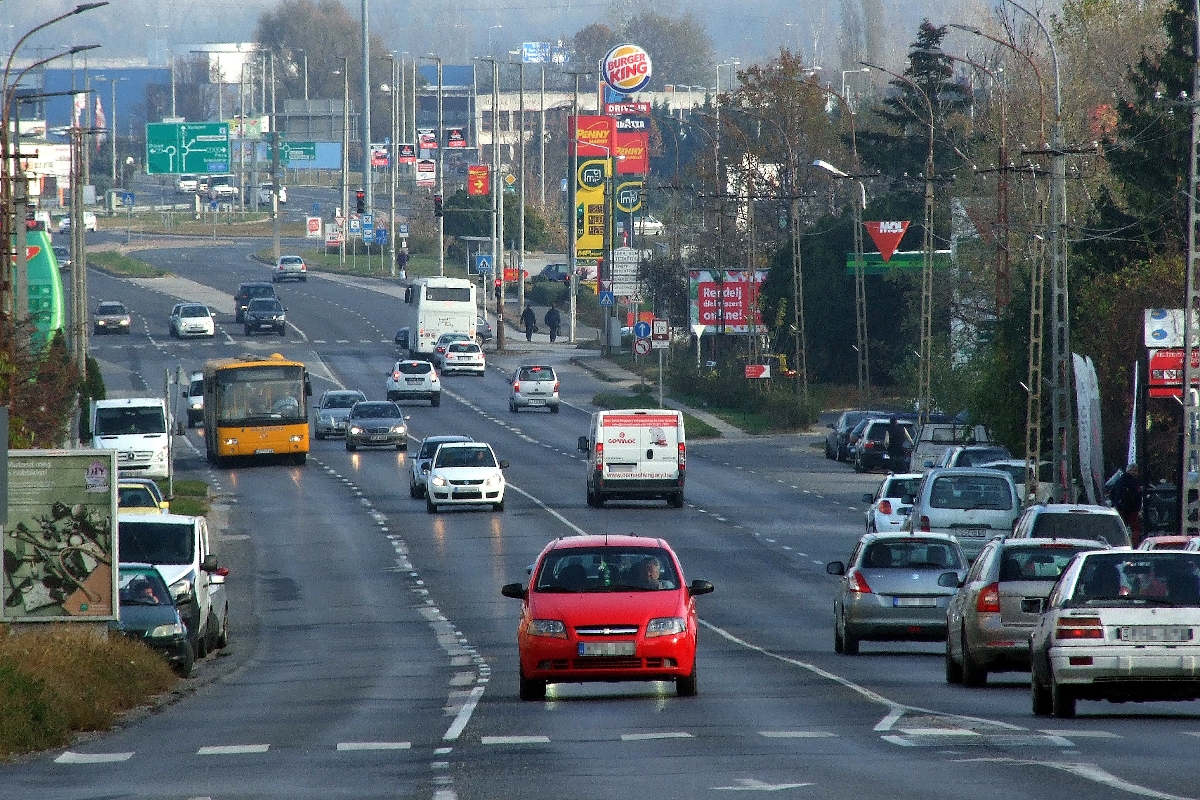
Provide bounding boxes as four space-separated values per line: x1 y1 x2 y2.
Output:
501 582 527 600
826 561 846 576
499 460 509 469
201 554 219 572
577 436 590 453
862 493 873 503
937 571 962 588
421 463 431 472
689 579 715 596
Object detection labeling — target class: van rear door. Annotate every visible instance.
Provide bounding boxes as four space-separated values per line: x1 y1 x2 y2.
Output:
601 412 682 479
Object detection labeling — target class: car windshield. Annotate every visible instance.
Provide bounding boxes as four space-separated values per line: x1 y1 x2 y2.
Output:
352 403 402 419
118 570 172 607
883 477 922 501
189 379 204 396
249 300 282 312
97 303 126 315
438 334 469 345
95 407 166 436
243 286 274 298
1069 552 1200 606
518 367 554 381
397 362 431 375
118 486 158 509
434 445 496 468
999 545 1094 581
1030 513 1128 546
861 539 963 569
867 422 913 443
323 393 364 409
957 447 1011 466
534 547 680 592
180 306 208 318
118 521 195 565
928 475 1013 510
280 257 302 266
449 343 479 353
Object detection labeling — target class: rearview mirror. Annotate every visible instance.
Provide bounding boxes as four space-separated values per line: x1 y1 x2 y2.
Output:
501 582 526 600
826 561 846 576
577 436 589 453
862 493 873 503
499 460 509 469
689 579 715 596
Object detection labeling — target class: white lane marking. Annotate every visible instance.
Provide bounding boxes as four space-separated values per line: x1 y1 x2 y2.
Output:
197 744 270 755
506 484 589 535
481 735 551 745
900 727 979 737
336 742 412 751
620 731 693 741
55 751 134 763
759 731 836 738
1039 730 1121 738
956 757 1197 800
712 778 815 791
443 685 485 741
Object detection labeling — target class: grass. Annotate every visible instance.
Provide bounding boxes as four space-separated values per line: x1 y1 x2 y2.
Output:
252 245 438 280
0 624 177 759
86 251 165 278
591 391 722 439
102 211 306 240
168 480 210 517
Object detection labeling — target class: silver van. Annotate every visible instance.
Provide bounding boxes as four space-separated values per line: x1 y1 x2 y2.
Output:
905 467 1021 560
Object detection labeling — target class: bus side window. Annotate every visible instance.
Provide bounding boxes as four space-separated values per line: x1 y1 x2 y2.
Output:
304 374 313 396
404 287 414 304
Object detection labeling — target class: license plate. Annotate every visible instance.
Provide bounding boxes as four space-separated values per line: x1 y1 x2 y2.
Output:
405 378 424 384
578 641 636 657
370 435 388 442
527 399 545 406
1118 626 1193 642
893 596 937 607
955 528 987 538
254 448 275 454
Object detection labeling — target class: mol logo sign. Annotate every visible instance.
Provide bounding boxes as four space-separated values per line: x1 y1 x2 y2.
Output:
578 161 606 190
615 182 644 213
602 44 652 95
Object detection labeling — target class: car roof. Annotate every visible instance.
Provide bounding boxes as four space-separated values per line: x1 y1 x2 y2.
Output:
1022 503 1121 516
995 537 1111 550
927 467 1016 480
436 440 490 450
421 434 473 445
117 512 198 524
325 389 365 397
238 281 273 289
860 531 962 545
543 533 670 552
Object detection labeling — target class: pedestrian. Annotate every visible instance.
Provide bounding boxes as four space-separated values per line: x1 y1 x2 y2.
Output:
396 247 409 280
884 416 912 472
521 303 537 342
544 303 561 343
1110 463 1143 545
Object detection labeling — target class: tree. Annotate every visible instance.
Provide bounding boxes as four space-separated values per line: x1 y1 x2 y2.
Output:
0 325 81 448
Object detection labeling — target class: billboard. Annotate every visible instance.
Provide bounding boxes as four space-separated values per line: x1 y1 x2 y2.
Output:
615 117 649 175
576 158 608 259
446 127 467 148
602 44 652 95
688 270 767 334
2 450 119 622
569 115 614 158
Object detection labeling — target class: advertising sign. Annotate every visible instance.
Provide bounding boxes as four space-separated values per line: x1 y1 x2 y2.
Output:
864 220 910 262
468 164 490 196
1149 348 1200 398
446 127 467 148
398 143 417 165
614 181 644 214
605 101 652 115
576 158 608 258
418 129 437 152
2 450 119 622
614 125 649 175
688 269 767 334
326 222 344 247
416 159 436 188
602 44 653 95
569 115 615 158
371 145 389 168
306 216 323 239
1145 309 1200 348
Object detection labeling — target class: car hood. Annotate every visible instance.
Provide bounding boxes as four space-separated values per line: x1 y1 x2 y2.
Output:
113 603 180 633
529 590 687 624
430 466 501 481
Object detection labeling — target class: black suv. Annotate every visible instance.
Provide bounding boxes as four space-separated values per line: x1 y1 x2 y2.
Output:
243 297 286 336
234 282 277 323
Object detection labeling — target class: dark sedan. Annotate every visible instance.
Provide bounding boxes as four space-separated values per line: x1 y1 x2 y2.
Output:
345 401 410 452
243 297 286 336
111 564 194 676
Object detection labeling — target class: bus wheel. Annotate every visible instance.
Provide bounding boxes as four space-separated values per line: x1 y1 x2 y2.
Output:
293 452 306 466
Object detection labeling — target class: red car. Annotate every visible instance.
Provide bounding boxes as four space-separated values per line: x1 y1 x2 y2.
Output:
501 534 714 700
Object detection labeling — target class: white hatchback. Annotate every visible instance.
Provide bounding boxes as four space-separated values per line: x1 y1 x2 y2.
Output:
169 303 216 338
386 359 441 406
440 342 485 375
425 441 508 513
863 473 923 533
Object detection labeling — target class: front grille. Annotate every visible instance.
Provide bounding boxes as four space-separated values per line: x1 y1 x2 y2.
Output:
575 625 639 636
572 657 642 669
450 478 484 486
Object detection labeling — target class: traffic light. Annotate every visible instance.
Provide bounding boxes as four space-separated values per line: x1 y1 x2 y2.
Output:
355 190 365 214
575 204 584 238
433 194 443 218
493 278 501 299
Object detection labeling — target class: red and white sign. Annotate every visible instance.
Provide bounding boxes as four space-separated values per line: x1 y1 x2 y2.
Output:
416 158 436 188
1149 348 1200 398
864 220 910 262
601 413 680 428
602 44 652 95
633 337 652 356
605 101 651 115
744 364 772 379
446 127 467 148
306 216 323 239
570 115 615 158
468 165 490 196
418 130 437 151
688 269 767 334
397 143 417 164
325 222 343 247
370 146 389 167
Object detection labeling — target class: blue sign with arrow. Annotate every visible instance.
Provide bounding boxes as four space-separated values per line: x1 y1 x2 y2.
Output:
633 320 652 338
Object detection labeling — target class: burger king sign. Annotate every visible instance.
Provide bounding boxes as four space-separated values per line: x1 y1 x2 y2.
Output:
602 44 652 95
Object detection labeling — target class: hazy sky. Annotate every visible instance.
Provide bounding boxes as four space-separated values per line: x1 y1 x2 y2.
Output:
9 0 991 77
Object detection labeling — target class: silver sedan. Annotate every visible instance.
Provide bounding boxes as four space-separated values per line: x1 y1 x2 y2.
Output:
313 389 366 440
345 401 410 452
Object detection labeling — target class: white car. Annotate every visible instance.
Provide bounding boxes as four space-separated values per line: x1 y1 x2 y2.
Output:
386 359 441 406
58 212 97 233
863 473 923 533
425 441 508 513
273 255 307 282
169 302 216 338
979 459 1056 504
440 342 485 375
431 332 473 370
257 183 287 205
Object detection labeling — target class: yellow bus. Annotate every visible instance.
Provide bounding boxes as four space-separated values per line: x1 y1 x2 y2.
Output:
202 353 312 466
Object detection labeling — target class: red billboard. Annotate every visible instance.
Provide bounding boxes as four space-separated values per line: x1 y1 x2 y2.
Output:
688 270 767 334
615 128 649 175
467 165 490 196
446 127 467 148
397 143 417 165
569 115 615 158
1149 348 1200 398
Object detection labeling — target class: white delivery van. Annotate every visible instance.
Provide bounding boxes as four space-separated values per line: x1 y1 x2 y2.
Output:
91 397 171 479
577 409 686 508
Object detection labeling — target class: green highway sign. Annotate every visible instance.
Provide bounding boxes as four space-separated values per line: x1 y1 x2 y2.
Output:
146 122 230 175
278 142 317 163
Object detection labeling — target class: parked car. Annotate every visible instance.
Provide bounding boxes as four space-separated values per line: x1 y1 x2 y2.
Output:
181 371 204 428
122 477 169 513
386 359 441 406
825 410 883 461
313 389 367 440
441 341 486 375
863 473 923 533
978 459 1055 504
93 300 131 335
534 263 571 282
945 537 1109 687
509 364 560 412
912 421 993 473
111 564 194 676
53 245 71 271
234 281 277 323
409 434 474 498
243 297 287 336
116 513 229 659
935 445 1014 469
905 467 1021 561
826 532 968 655
500 534 714 699
345 400 409 452
424 441 508 513
1030 549 1200 717
273 254 307 282
1009 503 1132 548
854 417 916 473
431 332 473 370
169 302 216 338
476 315 494 343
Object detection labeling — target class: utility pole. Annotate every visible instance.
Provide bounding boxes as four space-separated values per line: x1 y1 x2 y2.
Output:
390 55 398 276
340 57 349 264
360 0 372 215
270 53 281 264
566 70 587 343
1182 0 1200 534
518 60 526 314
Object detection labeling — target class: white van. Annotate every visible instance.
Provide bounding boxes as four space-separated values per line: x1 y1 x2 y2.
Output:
91 397 171 479
577 409 686 508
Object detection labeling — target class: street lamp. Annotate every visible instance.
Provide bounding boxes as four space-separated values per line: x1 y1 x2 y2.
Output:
333 58 350 264
488 25 503 58
296 48 309 102
420 55 444 276
94 75 127 185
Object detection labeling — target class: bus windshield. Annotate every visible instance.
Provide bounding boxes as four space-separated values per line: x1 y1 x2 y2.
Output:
214 365 306 425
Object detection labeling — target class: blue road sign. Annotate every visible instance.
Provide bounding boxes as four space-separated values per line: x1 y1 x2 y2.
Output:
599 291 615 307
474 254 494 273
311 202 320 217
118 191 135 206
374 228 387 245
397 223 409 236
633 320 652 338
362 213 374 236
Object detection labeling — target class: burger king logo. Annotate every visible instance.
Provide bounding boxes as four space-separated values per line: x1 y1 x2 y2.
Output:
602 44 652 95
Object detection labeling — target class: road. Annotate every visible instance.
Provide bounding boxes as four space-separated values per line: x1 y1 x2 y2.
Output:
3 233 1199 800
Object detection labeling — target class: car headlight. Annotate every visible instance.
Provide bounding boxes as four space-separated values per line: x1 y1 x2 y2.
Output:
430 475 448 487
390 425 407 434
191 400 203 410
149 622 185 638
485 473 503 487
170 575 195 604
646 617 686 637
349 426 364 435
526 619 567 639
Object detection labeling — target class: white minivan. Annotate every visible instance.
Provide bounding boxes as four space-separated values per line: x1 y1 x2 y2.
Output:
577 409 686 508
91 397 171 478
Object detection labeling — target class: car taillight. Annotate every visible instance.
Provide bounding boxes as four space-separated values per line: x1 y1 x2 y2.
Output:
919 515 931 532
392 372 401 380
553 381 560 392
678 441 686 467
512 381 520 392
976 582 1000 613
864 441 879 451
847 569 873 594
1056 616 1104 640
595 442 604 470
878 499 893 515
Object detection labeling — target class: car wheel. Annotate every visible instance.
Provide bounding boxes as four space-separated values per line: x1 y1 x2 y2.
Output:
494 499 505 512
174 641 195 678
853 455 864 473
1050 674 1076 718
594 492 606 508
346 441 356 452
834 619 845 654
194 625 207 659
292 452 306 466
215 605 229 649
519 669 546 701
841 615 860 656
509 401 518 413
960 634 988 687
825 441 835 459
243 325 251 336
550 404 560 414
668 492 684 508
278 327 286 336
676 663 698 697
426 497 438 514
431 393 441 407
1031 675 1052 716
944 642 963 684
409 483 419 499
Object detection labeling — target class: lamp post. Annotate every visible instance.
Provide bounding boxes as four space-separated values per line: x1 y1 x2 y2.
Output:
477 56 505 350
841 67 870 113
333 58 349 264
297 49 308 102
385 54 398 276
421 55 444 276
360 0 372 216
94 75 126 184
862 60 936 425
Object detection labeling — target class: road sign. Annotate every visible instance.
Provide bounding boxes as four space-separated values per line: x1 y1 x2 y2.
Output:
599 291 615 307
325 223 343 246
361 213 374 237
634 337 652 356
118 191 135 207
278 141 317 163
348 216 362 235
473 254 494 273
305 217 323 239
374 228 388 245
745 364 772 379
633 320 651 339
652 318 669 349
397 223 409 236
146 122 230 175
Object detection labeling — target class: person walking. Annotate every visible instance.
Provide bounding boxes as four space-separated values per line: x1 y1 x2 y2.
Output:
1110 463 1143 545
544 304 562 343
884 416 912 472
521 303 537 342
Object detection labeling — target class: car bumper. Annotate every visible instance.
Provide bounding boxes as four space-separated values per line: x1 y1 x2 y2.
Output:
274 272 305 281
844 596 952 641
245 320 284 331
177 326 214 337
964 617 1034 669
316 420 349 437
347 432 407 448
443 362 485 374
518 633 696 683
513 394 560 409
428 485 504 505
1050 645 1200 700
387 387 437 400
594 476 683 500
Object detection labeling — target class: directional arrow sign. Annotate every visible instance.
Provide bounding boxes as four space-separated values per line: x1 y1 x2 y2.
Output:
146 122 230 175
